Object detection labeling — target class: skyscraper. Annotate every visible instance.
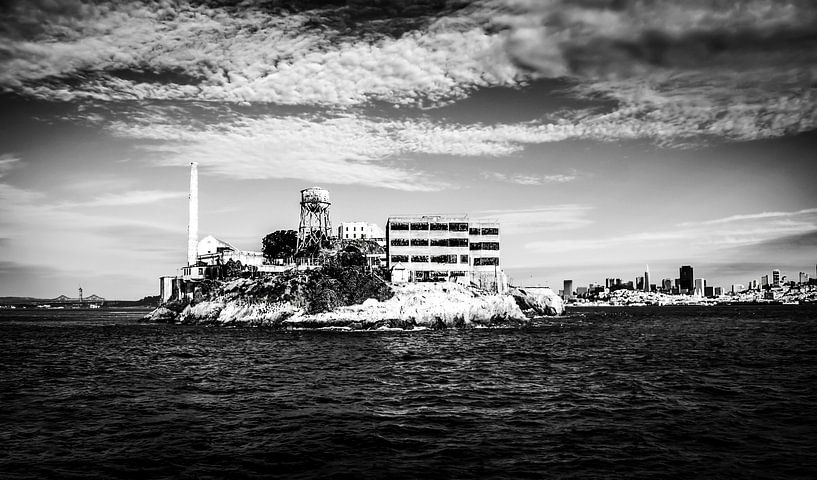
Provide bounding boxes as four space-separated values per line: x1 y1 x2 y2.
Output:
694 278 706 296
644 267 650 292
772 269 781 287
563 280 574 301
680 265 693 293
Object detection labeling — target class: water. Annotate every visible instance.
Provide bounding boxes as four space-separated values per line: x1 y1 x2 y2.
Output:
1 306 816 479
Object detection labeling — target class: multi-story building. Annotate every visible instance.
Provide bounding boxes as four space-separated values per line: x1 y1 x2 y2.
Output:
661 278 672 292
694 278 706 296
636 276 645 291
761 275 769 288
386 214 503 291
800 272 810 284
772 269 781 287
680 265 694 293
338 222 385 244
563 280 574 300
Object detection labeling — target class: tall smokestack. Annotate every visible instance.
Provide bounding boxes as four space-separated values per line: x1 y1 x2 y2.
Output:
187 162 198 267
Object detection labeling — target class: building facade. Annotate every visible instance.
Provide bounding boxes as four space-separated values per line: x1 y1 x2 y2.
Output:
385 214 504 291
680 265 694 293
338 222 385 244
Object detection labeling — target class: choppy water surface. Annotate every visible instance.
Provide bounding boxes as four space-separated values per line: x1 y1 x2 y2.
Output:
1 306 817 479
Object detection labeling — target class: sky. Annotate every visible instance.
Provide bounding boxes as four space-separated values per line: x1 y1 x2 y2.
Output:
1 0 816 299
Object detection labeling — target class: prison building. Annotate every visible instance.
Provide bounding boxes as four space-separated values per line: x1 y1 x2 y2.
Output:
386 214 502 290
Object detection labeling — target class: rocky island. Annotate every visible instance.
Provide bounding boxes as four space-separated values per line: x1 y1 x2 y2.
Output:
146 264 564 330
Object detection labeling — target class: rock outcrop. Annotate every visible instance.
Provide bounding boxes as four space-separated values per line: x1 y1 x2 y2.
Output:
510 286 565 316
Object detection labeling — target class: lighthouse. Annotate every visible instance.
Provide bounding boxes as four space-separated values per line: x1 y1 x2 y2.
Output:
187 162 198 267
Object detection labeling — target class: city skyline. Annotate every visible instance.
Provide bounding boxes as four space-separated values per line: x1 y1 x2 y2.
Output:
1 1 817 298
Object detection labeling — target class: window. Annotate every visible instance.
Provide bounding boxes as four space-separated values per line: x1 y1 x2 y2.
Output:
474 257 499 266
450 271 466 277
449 222 468 232
469 227 481 235
430 254 457 263
460 255 469 264
430 222 448 231
391 255 408 263
390 238 409 246
411 255 429 263
469 242 481 251
448 238 468 247
482 242 499 251
430 238 448 247
481 227 499 235
410 239 429 247
410 222 429 230
390 222 409 230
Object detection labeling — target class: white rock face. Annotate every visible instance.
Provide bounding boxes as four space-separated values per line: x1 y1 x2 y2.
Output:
510 286 564 316
299 282 526 327
173 281 530 328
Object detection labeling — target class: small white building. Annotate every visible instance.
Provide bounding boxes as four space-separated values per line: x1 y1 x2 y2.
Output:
197 235 265 267
338 222 385 244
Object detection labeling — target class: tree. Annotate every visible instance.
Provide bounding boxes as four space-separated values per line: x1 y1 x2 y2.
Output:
262 230 298 260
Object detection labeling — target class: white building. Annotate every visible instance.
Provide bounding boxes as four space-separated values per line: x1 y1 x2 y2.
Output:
386 214 505 292
338 222 385 244
196 235 265 267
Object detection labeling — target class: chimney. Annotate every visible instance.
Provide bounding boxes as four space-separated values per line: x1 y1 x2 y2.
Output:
187 162 198 267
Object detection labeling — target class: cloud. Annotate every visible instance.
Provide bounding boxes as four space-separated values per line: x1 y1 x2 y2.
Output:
475 204 594 234
58 190 187 208
2 0 816 147
494 0 817 143
525 205 817 256
481 170 577 185
1 1 521 106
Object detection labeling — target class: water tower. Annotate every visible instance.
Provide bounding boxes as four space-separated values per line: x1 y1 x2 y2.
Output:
297 187 332 255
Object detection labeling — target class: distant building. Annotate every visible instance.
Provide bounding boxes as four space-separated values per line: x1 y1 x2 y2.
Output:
661 278 672 292
694 278 706 296
636 276 645 291
799 272 809 284
680 265 694 293
197 235 265 268
338 222 385 244
761 275 769 288
772 269 781 287
576 286 588 297
714 286 723 296
731 284 745 294
563 280 574 300
386 214 505 292
644 270 651 292
704 286 714 297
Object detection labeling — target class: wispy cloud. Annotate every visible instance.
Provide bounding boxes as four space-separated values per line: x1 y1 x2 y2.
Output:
2 1 815 145
57 190 187 208
525 206 817 256
475 205 594 234
482 171 577 185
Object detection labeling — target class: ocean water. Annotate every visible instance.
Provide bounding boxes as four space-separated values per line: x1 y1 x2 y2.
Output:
1 306 816 479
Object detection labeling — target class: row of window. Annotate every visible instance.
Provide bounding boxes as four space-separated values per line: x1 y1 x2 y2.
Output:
473 257 500 266
391 255 471 264
389 222 496 234
469 242 500 251
390 238 471 247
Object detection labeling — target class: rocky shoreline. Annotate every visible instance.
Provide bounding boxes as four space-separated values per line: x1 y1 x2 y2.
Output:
146 278 564 330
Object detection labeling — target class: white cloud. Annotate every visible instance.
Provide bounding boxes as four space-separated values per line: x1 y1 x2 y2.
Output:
525 206 817 255
475 205 594 234
58 190 187 208
482 171 577 185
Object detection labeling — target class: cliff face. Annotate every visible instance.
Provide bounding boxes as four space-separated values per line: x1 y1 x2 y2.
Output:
510 287 564 316
147 270 563 329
